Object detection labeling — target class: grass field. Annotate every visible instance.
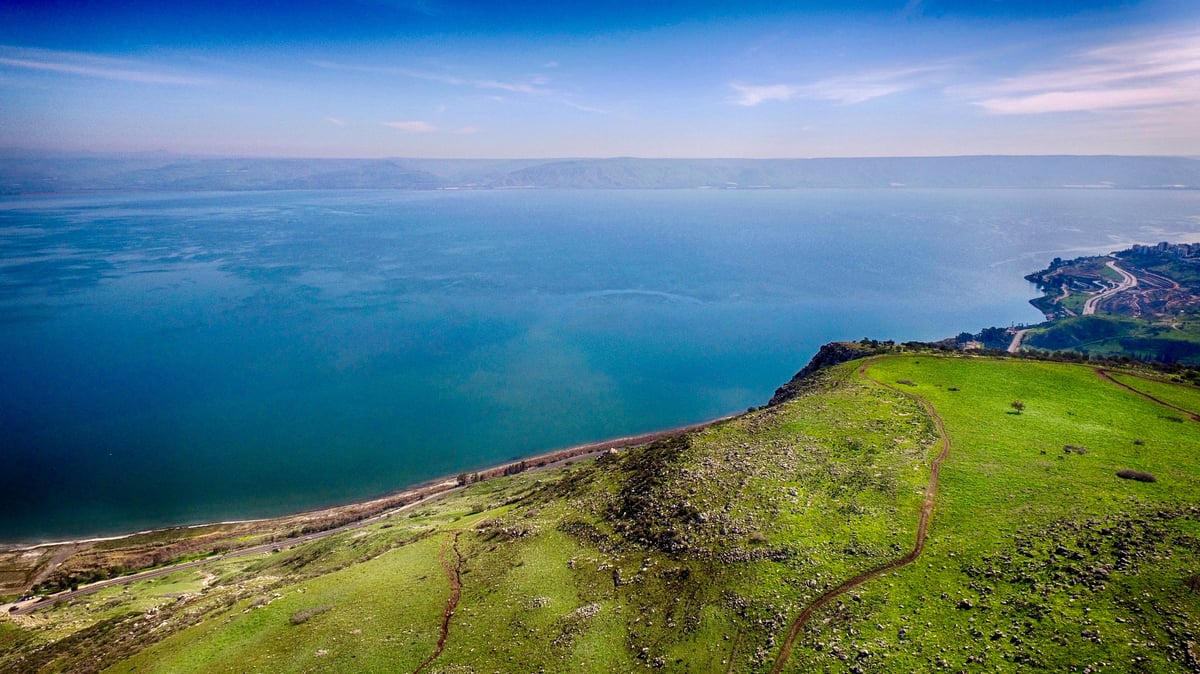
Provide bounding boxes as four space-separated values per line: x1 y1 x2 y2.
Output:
1024 315 1200 364
3 351 1198 673
825 356 1200 672
1106 370 1200 418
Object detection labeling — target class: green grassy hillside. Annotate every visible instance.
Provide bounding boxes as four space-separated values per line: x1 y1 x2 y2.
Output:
3 352 1198 673
1024 315 1200 365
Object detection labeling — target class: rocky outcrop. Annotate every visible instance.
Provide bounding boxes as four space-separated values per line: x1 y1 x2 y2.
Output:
767 341 892 406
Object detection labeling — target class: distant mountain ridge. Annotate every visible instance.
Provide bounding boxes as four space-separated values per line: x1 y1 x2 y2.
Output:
2 154 1199 193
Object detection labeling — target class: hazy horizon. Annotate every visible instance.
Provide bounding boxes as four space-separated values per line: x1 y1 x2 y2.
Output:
5 148 1200 160
2 1 1199 158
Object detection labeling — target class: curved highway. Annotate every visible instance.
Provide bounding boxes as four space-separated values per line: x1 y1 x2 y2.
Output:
1082 260 1137 315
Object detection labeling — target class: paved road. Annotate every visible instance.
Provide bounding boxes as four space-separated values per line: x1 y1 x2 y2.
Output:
1006 329 1029 354
8 486 462 616
7 417 729 617
1083 261 1137 315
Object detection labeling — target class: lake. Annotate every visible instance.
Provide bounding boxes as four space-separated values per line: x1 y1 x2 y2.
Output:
2 188 1198 541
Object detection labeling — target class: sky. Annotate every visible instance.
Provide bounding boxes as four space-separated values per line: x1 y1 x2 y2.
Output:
0 0 1198 158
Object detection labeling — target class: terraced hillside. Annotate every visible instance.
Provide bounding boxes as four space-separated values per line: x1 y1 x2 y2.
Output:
2 351 1198 672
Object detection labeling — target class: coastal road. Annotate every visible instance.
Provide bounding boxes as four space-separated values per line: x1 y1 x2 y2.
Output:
7 415 732 617
1082 261 1137 315
8 484 463 616
1006 329 1029 354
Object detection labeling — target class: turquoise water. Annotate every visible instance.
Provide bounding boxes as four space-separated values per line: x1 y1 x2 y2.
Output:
2 188 1198 541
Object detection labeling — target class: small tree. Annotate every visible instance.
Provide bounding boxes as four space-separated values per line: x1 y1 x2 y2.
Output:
1010 400 1026 414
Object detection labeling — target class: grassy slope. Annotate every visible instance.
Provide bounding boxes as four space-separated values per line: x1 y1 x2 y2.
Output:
1024 315 1200 364
98 360 936 673
3 353 1198 673
820 356 1200 672
1107 371 1200 417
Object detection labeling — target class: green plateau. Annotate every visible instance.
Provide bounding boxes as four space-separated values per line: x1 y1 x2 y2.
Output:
4 346 1199 673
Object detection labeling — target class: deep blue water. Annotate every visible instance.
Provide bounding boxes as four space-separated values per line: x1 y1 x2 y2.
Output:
2 189 1198 541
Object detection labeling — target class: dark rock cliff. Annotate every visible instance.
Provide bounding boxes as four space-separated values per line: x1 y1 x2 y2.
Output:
767 341 893 406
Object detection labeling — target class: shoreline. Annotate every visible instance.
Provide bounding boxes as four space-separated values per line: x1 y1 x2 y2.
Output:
0 414 736 552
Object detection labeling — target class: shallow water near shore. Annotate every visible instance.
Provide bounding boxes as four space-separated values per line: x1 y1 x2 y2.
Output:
2 188 1198 541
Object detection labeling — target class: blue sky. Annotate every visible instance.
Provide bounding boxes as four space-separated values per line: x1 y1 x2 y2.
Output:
1 0 1197 157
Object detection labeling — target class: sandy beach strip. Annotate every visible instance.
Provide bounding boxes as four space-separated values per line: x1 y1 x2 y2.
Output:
0 414 736 552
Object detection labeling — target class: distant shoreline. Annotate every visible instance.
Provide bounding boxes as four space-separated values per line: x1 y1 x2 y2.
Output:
3 155 1199 193
0 415 735 552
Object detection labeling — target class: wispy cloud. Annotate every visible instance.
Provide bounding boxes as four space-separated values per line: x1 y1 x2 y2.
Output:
730 65 946 106
311 59 609 115
381 121 482 134
803 66 945 103
968 28 1200 114
0 46 212 86
729 82 800 106
327 116 347 127
382 120 438 133
312 59 551 96
476 75 549 95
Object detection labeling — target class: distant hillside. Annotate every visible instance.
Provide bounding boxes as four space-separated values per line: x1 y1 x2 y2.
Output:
2 154 1199 193
491 156 1200 190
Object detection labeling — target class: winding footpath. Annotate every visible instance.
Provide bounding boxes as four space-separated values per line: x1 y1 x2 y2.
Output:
1095 368 1200 422
769 358 953 674
413 531 464 674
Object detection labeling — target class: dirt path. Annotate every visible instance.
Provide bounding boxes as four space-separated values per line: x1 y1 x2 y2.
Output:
1052 284 1078 317
1095 368 1200 422
23 544 78 594
723 627 743 674
413 531 464 674
768 358 952 673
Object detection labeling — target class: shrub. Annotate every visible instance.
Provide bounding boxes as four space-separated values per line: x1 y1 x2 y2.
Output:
290 604 332 625
1116 470 1156 483
502 460 529 476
